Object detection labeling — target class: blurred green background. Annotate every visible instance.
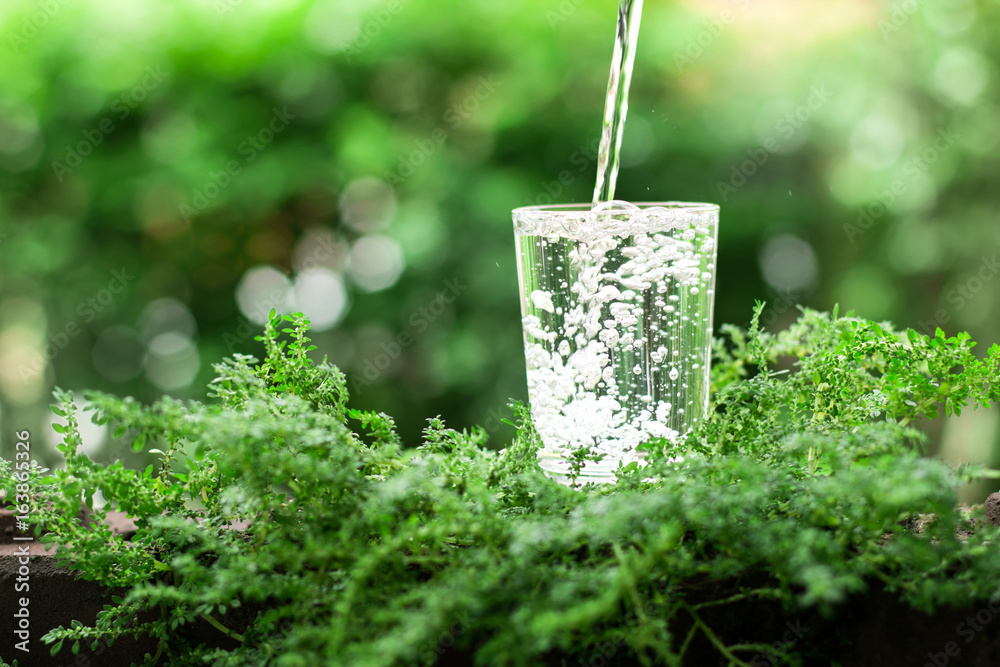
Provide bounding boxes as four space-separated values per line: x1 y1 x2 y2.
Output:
1 0 998 497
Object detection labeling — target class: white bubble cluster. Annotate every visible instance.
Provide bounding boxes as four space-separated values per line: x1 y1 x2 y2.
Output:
530 289 556 313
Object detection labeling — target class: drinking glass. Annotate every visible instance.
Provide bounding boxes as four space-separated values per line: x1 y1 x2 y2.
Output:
512 201 720 484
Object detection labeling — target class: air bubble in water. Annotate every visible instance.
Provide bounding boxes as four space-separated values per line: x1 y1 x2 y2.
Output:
600 328 620 347
668 367 680 381
530 290 555 313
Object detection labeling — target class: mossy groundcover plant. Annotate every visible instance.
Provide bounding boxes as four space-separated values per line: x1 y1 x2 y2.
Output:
3 305 1000 666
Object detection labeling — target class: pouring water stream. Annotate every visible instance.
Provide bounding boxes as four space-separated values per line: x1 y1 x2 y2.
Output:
592 0 644 208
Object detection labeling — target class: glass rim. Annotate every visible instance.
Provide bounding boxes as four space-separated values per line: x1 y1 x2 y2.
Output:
512 201 720 215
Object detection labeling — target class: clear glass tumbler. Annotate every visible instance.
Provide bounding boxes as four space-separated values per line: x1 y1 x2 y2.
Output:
512 201 720 484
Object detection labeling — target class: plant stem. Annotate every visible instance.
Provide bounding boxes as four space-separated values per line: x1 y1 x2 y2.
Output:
677 622 698 660
690 587 782 610
150 638 164 665
680 602 752 667
899 395 940 427
201 614 244 643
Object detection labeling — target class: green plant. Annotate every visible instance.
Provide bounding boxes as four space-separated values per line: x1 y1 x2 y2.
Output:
6 0 1000 455
3 305 1000 666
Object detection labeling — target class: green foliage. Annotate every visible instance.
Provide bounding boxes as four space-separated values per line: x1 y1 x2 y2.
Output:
5 307 1000 666
4 0 1000 458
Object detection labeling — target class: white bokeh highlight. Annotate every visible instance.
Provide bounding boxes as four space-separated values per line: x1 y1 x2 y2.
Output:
349 234 405 292
236 265 294 325
146 332 200 391
292 268 350 331
759 234 819 293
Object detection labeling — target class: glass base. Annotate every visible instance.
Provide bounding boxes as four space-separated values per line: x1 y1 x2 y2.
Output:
536 450 685 486
535 450 645 485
